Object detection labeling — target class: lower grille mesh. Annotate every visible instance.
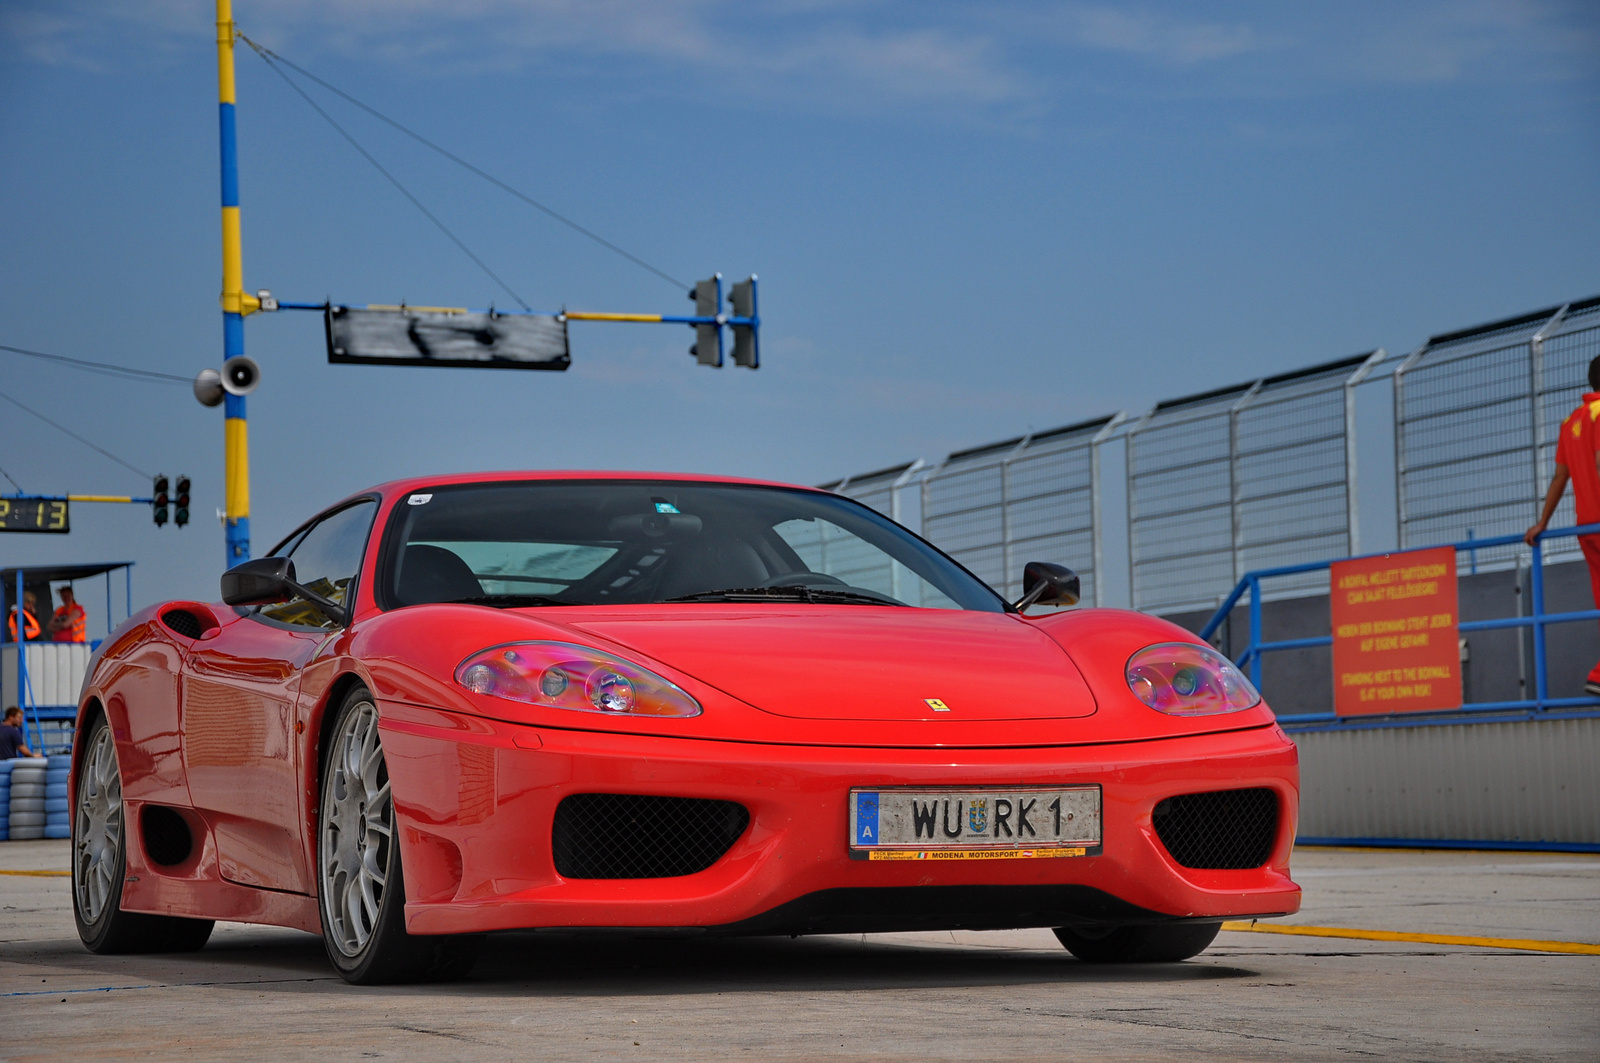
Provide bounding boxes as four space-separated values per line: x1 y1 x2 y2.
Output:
552 793 750 879
1152 788 1278 869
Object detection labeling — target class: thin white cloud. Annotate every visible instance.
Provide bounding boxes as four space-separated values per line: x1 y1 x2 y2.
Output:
1 0 1035 116
4 0 1595 113
1344 0 1599 84
1060 5 1287 65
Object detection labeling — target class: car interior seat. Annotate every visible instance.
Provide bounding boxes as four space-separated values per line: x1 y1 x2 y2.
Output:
656 537 769 600
395 544 484 606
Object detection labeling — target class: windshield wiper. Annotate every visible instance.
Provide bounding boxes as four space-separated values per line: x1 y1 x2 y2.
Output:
663 586 904 606
445 594 571 608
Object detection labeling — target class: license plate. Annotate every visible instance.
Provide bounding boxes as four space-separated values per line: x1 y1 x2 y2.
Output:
849 786 1101 861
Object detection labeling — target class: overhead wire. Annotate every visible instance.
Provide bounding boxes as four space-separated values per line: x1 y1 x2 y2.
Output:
237 34 691 293
247 43 534 312
0 463 23 493
0 343 191 386
0 387 151 480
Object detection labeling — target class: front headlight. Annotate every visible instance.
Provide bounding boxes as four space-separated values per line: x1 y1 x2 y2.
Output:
1125 642 1261 716
455 641 702 718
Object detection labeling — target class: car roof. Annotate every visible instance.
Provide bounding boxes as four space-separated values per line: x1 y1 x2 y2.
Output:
360 470 826 504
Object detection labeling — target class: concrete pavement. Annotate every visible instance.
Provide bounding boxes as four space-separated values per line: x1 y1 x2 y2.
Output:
2 843 1596 1061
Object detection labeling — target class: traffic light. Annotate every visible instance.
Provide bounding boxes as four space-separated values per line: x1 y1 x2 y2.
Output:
174 476 191 527
688 274 722 367
727 275 759 369
152 475 169 527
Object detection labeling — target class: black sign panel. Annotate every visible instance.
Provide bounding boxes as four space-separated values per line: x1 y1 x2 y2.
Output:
0 498 69 534
326 306 570 370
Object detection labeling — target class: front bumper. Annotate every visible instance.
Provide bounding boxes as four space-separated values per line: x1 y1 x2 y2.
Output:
378 703 1301 936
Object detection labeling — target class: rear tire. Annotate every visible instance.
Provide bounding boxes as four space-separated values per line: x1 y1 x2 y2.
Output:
317 686 479 984
1053 921 1221 963
72 715 214 954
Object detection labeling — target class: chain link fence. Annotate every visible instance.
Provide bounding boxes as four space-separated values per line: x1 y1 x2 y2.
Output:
1124 352 1382 613
917 416 1121 605
1397 295 1600 570
823 293 1598 615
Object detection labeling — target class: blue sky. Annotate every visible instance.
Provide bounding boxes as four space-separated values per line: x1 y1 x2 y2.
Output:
2 0 1597 629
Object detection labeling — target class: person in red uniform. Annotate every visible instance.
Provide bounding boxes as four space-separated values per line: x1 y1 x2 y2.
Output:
1526 354 1600 695
47 585 86 643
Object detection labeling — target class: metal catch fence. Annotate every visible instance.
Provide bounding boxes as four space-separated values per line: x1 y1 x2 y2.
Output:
1396 294 1600 571
1124 352 1385 614
918 416 1121 605
823 292 1600 618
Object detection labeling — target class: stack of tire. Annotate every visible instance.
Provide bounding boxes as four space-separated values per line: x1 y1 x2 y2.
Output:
45 757 71 839
0 760 12 840
8 759 48 840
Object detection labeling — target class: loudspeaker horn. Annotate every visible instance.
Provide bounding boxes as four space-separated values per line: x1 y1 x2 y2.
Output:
221 356 260 396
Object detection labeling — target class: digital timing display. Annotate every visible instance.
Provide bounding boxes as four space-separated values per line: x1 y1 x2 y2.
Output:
0 497 70 534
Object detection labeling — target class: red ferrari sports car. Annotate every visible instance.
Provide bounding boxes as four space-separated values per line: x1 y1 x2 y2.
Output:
71 472 1299 983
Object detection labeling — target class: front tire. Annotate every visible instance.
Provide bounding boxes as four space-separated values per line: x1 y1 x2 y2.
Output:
317 687 478 984
1053 921 1221 963
72 715 214 953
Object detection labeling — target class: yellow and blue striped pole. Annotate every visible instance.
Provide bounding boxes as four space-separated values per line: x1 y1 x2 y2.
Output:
216 0 259 566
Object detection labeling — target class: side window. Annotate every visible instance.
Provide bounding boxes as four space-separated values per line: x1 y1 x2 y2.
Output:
257 501 377 628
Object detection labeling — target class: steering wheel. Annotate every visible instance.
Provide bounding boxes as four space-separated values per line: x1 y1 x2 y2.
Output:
760 572 849 588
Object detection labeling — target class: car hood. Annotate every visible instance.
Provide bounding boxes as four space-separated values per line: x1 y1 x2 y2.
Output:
560 606 1098 722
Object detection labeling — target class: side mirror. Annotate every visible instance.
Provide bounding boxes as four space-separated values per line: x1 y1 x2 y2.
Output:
221 556 296 606
221 556 350 625
1013 561 1081 613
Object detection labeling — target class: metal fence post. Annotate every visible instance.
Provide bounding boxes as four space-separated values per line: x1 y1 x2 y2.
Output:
1089 413 1127 607
1227 382 1263 586
1529 306 1569 514
999 434 1031 600
889 460 925 603
1248 574 1263 690
1391 342 1427 549
1530 538 1548 710
1343 349 1387 556
15 568 36 752
1123 407 1156 610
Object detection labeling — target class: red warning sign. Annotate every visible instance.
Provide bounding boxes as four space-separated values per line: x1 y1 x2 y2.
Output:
1330 546 1461 716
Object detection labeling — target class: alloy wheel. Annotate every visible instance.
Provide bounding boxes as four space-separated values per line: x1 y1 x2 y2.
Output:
320 699 393 957
74 724 123 925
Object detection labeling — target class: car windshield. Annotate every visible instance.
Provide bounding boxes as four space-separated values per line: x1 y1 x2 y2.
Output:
381 480 1005 612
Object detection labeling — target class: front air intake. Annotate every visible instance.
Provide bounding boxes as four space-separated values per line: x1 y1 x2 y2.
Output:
551 794 749 879
160 609 205 639
141 805 195 867
1152 788 1279 870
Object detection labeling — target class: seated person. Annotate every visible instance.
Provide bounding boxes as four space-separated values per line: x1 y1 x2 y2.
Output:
1 706 40 759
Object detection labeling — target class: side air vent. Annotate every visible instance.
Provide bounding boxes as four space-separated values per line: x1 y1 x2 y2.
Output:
160 609 205 639
141 805 195 867
552 793 749 879
1152 788 1278 870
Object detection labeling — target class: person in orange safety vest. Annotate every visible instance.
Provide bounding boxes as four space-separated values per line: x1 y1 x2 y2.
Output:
6 591 40 641
1526 354 1600 696
48 585 87 643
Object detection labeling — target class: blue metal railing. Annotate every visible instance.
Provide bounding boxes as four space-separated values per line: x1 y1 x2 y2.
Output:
1199 522 1600 727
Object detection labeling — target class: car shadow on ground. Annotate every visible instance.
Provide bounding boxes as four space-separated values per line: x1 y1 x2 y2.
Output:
465 933 1260 997
17 929 1260 996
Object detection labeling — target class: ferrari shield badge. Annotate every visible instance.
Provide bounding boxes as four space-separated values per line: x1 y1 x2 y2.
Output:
924 698 950 712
